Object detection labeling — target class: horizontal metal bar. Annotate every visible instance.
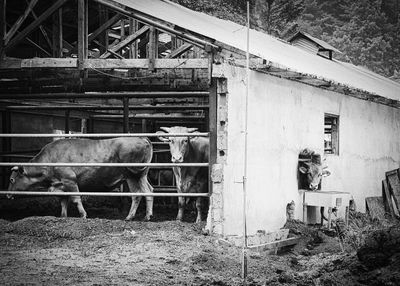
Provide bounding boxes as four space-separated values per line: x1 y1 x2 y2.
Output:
4 105 210 110
0 91 209 100
0 132 209 138
90 115 205 119
0 162 208 167
0 191 209 197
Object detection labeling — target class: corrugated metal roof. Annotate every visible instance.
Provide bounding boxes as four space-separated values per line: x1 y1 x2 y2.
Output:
112 0 400 102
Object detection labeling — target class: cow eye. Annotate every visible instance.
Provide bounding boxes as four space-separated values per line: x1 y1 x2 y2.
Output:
10 178 15 184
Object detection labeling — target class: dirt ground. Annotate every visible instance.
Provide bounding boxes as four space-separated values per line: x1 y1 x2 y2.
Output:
0 197 400 286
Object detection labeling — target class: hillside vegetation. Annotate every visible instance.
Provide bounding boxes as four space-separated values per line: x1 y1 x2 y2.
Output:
174 0 400 80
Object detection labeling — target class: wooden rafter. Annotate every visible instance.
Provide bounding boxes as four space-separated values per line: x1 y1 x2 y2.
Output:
27 1 52 49
5 0 39 45
94 0 218 49
0 0 5 58
88 13 121 44
99 25 149 59
6 0 68 51
167 43 193 58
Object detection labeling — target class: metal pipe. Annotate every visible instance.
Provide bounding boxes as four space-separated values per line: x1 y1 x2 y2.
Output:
242 1 250 282
0 162 208 167
89 115 205 119
0 191 209 197
0 132 209 138
4 105 210 110
0 91 209 100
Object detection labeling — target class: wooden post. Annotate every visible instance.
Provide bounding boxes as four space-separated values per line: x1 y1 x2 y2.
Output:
52 8 63 57
98 5 109 54
148 26 157 71
1 110 11 188
129 18 137 59
77 0 87 70
209 78 218 195
123 97 129 133
0 0 5 59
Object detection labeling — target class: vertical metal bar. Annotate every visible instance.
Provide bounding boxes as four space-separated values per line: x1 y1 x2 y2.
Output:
98 4 108 54
242 0 250 282
123 97 129 133
64 110 70 134
52 8 63 57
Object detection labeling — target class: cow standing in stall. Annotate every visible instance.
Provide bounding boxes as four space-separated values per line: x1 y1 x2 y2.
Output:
298 149 331 224
7 137 154 221
157 126 209 223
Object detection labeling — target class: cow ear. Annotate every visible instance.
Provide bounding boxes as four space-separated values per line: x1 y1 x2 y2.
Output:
159 127 171 133
322 169 331 177
11 166 19 172
299 166 308 174
187 128 198 133
156 131 170 142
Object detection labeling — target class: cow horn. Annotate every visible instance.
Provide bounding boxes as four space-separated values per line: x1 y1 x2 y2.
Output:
187 128 198 133
159 127 171 133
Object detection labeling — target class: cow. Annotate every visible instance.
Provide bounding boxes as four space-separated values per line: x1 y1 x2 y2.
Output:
298 148 331 224
7 137 154 221
157 126 209 223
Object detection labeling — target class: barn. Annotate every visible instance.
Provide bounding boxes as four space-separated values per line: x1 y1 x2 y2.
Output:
1 0 400 242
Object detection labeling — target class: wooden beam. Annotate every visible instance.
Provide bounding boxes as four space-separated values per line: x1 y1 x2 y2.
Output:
0 58 77 69
167 43 193 58
83 58 208 69
0 0 5 59
100 25 149 58
77 0 87 69
0 58 209 70
148 26 157 70
52 8 63 57
6 0 68 51
4 0 39 45
88 13 120 44
129 18 137 58
94 0 218 49
27 1 52 49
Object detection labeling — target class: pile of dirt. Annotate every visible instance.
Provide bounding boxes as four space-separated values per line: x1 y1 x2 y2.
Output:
4 216 132 240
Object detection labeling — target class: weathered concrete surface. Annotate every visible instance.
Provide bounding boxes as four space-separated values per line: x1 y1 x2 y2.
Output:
214 64 400 236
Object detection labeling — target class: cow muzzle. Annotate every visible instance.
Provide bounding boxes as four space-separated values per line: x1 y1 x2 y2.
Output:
171 156 183 163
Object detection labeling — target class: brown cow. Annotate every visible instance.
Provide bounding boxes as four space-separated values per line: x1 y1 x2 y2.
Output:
157 126 209 223
8 137 154 221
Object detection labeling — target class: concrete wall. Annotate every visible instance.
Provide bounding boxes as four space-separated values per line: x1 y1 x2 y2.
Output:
213 64 400 236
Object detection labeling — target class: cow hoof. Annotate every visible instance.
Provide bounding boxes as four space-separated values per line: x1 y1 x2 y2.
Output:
143 215 152 222
124 216 133 221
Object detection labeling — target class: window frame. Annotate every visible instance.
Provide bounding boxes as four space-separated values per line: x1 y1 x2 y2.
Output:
324 113 339 155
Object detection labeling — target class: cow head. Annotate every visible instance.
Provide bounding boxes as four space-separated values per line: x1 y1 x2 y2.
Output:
157 126 198 163
299 161 331 190
7 166 47 196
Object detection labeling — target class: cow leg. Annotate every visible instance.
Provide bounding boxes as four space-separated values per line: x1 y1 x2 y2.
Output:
177 196 185 221
125 178 142 221
62 177 87 219
60 198 68 217
143 179 154 221
70 196 87 218
195 197 202 223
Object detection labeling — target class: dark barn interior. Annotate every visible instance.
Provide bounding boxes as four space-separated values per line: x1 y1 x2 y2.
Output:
0 0 219 221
